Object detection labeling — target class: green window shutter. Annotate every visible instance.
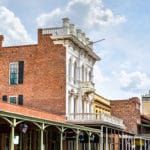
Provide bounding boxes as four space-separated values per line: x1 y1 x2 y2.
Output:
18 61 24 84
18 95 23 105
2 95 7 102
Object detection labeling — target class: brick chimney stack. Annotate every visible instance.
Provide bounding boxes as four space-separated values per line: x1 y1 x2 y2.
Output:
0 35 4 47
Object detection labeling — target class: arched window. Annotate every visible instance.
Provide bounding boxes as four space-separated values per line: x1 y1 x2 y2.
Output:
82 100 84 113
85 68 88 81
82 65 84 81
68 96 71 114
73 97 76 114
89 70 92 81
74 61 77 84
68 58 72 81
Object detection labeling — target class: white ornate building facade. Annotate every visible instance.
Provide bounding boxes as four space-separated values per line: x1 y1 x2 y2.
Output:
42 18 100 118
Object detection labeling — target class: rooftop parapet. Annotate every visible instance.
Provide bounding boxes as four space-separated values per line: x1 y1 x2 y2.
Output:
0 35 4 47
42 18 93 49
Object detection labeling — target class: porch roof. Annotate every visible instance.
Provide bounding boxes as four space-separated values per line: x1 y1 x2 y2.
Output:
0 101 101 133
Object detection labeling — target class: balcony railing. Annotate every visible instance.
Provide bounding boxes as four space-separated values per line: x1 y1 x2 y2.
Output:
79 81 95 94
42 27 68 36
67 113 125 129
42 27 92 47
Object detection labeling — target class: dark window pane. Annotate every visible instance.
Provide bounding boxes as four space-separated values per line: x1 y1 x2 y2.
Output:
10 97 16 104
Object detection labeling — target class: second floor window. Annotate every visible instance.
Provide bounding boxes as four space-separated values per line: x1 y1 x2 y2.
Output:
10 63 18 84
82 65 84 82
68 58 72 82
74 62 77 84
9 61 24 85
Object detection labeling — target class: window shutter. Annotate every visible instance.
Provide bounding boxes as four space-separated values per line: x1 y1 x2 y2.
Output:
18 61 24 84
18 95 23 105
2 95 7 102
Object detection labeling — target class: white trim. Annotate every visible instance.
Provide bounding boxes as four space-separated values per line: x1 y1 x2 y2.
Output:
9 62 19 85
9 95 17 104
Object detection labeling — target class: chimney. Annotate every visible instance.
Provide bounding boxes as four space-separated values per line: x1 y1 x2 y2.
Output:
88 41 93 49
38 29 43 44
62 18 70 27
69 24 75 35
76 29 82 41
85 37 90 45
62 18 70 34
0 35 4 47
81 32 86 44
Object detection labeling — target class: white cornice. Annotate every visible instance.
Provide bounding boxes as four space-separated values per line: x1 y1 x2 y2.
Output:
51 34 101 61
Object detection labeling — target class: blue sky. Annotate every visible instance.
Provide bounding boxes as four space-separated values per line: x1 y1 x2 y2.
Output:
0 0 150 100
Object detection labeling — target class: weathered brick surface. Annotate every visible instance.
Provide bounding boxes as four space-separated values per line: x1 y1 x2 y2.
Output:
110 97 141 134
0 29 66 115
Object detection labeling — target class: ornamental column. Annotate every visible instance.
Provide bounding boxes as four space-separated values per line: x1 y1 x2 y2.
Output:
100 126 103 150
88 132 91 150
60 127 64 150
10 118 16 150
40 123 45 150
75 129 80 150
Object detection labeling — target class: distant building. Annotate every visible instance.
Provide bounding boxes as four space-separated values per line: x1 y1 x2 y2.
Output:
142 92 150 117
111 97 150 149
93 93 111 114
111 97 141 134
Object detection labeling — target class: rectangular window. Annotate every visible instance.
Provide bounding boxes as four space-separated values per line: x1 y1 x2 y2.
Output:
10 62 18 84
9 96 17 104
9 61 24 85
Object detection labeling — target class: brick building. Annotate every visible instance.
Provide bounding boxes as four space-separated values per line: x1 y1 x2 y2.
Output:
0 18 102 150
0 29 67 115
0 18 150 150
111 97 150 149
111 97 141 134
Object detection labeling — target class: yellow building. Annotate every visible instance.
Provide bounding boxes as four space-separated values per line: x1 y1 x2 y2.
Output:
142 93 150 117
93 93 111 115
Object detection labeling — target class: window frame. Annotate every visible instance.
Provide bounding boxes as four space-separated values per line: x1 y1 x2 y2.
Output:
9 62 19 85
9 96 17 104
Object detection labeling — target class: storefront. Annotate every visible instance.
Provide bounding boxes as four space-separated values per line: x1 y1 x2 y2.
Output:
0 105 101 150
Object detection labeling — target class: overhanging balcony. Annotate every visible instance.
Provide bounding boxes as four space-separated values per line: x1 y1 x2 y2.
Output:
79 81 95 95
67 113 125 129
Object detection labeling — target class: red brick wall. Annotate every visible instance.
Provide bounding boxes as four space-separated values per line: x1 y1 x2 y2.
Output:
0 29 66 115
110 97 141 134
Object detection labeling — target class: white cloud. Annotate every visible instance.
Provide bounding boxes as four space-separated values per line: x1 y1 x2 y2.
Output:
0 6 33 45
94 64 110 96
0 0 5 5
94 64 110 83
114 70 150 93
36 0 126 28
